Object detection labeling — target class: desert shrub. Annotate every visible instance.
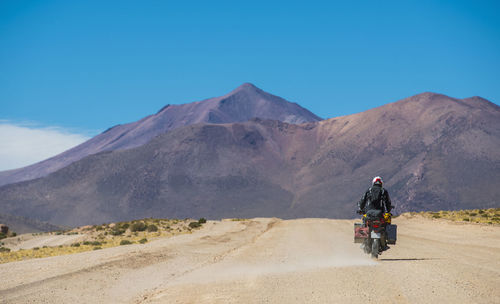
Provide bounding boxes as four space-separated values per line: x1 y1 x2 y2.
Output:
93 247 102 250
189 221 201 229
198 218 207 224
0 247 10 252
432 214 441 218
147 224 158 232
11 232 17 237
96 226 104 231
33 247 40 250
111 228 125 236
469 212 477 216
120 240 132 245
42 246 48 248
478 210 485 214
71 243 80 247
0 233 6 240
120 223 130 229
83 241 91 245
130 222 146 232
139 238 148 244
91 241 101 246
463 218 470 222
55 231 63 235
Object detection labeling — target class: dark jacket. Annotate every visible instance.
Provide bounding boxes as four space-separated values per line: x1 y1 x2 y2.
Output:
358 184 392 213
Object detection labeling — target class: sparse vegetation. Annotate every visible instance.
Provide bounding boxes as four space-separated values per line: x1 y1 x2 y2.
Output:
188 221 201 229
405 208 500 224
0 217 200 264
130 222 147 232
111 226 125 235
120 240 132 245
146 224 158 232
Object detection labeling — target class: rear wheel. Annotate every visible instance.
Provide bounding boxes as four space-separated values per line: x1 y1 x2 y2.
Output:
371 239 379 259
363 239 371 254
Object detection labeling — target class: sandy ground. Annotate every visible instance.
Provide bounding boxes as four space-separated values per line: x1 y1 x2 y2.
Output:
0 216 499 304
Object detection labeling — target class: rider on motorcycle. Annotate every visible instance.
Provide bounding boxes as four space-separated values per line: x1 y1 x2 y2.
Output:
357 176 393 251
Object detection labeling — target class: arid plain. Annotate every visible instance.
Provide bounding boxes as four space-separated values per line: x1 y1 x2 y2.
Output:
1 215 498 304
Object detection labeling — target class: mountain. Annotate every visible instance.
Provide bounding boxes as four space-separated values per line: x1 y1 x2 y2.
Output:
0 83 321 187
1 92 498 226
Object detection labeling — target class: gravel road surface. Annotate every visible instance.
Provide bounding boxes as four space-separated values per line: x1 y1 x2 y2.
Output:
0 216 498 303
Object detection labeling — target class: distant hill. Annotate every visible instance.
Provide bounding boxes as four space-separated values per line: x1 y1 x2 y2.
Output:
0 92 498 226
0 83 321 187
0 213 66 234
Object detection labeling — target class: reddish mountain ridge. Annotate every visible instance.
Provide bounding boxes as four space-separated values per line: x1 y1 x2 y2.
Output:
1 92 498 226
0 83 321 187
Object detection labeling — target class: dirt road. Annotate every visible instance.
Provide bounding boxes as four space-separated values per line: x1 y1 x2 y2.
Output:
1 217 499 303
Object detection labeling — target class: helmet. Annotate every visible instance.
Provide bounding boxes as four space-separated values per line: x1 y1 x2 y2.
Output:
372 176 383 185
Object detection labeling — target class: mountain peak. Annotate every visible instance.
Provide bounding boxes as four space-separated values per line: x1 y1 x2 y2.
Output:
230 82 262 94
237 82 258 90
403 92 499 111
411 92 448 100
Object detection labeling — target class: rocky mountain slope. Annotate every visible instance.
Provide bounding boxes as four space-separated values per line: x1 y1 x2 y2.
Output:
0 83 321 187
1 92 498 226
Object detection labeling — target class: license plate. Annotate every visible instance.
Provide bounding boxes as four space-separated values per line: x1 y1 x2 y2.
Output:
371 231 381 239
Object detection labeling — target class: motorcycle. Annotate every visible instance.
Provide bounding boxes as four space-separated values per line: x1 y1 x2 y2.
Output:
354 210 395 259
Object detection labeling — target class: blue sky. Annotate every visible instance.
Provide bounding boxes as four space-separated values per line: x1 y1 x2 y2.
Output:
1 0 499 169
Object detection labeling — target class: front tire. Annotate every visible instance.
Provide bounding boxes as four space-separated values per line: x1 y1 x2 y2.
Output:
371 239 379 259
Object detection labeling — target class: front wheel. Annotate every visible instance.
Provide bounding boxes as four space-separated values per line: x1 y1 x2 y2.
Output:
371 239 380 259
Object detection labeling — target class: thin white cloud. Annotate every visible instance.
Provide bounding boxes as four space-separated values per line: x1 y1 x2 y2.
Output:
0 122 91 171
